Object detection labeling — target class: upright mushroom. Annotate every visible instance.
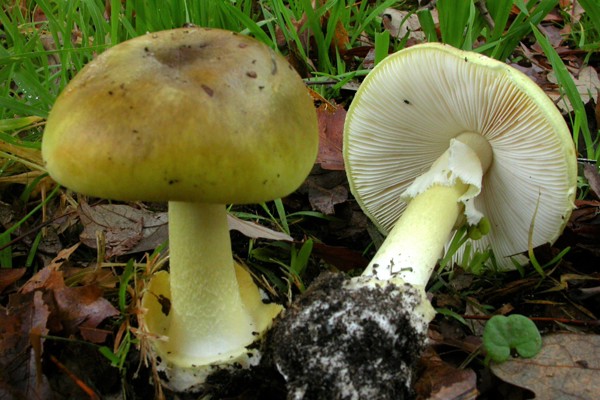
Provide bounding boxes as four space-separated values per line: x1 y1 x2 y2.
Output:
269 43 576 399
42 28 318 392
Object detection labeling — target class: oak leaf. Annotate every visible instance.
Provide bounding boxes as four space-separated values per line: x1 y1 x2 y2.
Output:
491 332 600 399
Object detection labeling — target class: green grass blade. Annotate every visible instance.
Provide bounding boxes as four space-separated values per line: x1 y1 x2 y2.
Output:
532 25 593 158
437 0 471 48
374 30 390 65
0 117 44 133
417 9 439 42
577 0 600 32
485 0 513 40
492 0 557 60
0 234 12 268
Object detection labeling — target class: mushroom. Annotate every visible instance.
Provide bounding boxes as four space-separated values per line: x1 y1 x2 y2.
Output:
268 43 576 399
41 28 318 392
346 42 577 282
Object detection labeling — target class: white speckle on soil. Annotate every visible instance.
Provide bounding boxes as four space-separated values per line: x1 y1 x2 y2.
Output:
268 272 433 399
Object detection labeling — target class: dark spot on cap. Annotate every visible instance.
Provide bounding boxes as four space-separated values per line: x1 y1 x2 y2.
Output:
258 85 265 90
108 90 114 95
403 99 411 105
168 179 180 185
120 83 125 90
464 57 468 62
202 85 214 97
144 47 149 52
252 59 257 64
154 46 208 68
246 71 257 78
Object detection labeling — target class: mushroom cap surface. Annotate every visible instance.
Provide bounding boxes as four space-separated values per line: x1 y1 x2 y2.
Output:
42 28 318 204
343 43 577 266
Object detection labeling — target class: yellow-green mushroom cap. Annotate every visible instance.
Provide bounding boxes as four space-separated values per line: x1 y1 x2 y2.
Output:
42 28 318 204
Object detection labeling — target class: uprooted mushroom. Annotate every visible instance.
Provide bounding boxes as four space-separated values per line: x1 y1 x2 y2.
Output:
268 43 577 399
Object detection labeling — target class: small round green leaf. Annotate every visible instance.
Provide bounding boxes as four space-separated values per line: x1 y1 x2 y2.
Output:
482 314 542 363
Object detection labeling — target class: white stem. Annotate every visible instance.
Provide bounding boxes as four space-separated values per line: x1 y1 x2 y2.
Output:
165 202 254 361
362 132 493 288
362 182 468 286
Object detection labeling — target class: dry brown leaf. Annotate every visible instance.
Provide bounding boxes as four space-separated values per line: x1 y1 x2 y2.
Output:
275 1 349 57
540 24 565 48
31 274 118 341
331 18 349 55
310 242 369 272
583 163 600 200
227 214 293 242
566 200 600 256
308 183 348 215
314 94 346 171
547 66 600 113
382 8 426 41
0 291 52 399
20 245 119 342
0 200 14 229
79 203 168 258
0 140 44 167
559 0 586 24
21 243 80 293
0 267 26 294
52 283 118 343
415 347 478 400
80 203 299 258
491 332 600 399
596 92 600 127
302 166 350 215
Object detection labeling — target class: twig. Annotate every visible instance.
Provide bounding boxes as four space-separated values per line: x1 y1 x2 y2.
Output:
476 0 495 31
50 355 101 400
